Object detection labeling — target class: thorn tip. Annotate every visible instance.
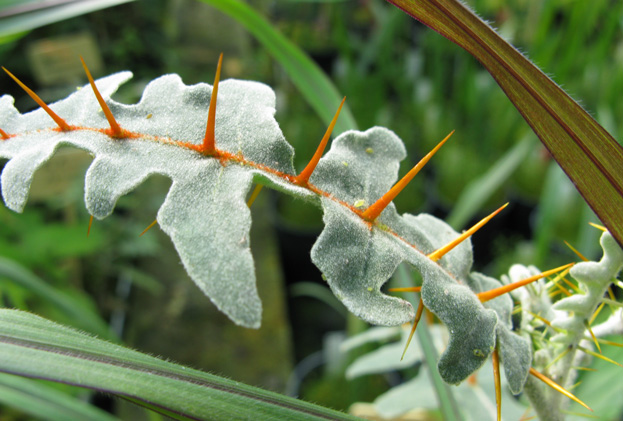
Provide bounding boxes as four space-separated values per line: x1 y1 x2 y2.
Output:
363 130 453 221
529 367 592 412
428 202 507 262
3 66 71 131
140 219 159 237
477 263 574 303
202 53 223 155
401 297 424 361
80 57 124 137
295 97 346 186
247 184 264 207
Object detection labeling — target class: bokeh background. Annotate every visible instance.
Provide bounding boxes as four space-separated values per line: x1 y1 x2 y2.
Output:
1 0 622 419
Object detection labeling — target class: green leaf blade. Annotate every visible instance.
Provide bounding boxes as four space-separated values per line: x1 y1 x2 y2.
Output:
0 309 358 420
200 0 358 134
0 373 120 421
387 0 623 247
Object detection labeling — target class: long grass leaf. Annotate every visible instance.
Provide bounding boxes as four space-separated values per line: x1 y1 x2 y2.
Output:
0 373 119 421
199 0 358 134
448 136 534 229
386 0 623 247
0 309 358 420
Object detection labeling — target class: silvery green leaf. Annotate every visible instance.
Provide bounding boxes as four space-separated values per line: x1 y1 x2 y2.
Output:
496 327 531 395
310 127 417 326
470 272 531 394
551 231 623 344
2 70 519 387
309 127 500 384
0 72 299 328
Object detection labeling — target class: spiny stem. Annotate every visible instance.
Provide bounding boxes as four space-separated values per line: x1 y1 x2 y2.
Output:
87 215 94 237
202 53 223 155
295 97 346 186
0 128 9 139
400 297 424 361
477 262 574 303
492 347 502 421
362 130 453 221
80 57 124 137
247 184 263 207
428 202 507 262
529 367 592 412
2 67 71 131
140 219 158 236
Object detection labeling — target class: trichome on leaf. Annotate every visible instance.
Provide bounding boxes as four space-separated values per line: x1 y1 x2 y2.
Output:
1 58 548 388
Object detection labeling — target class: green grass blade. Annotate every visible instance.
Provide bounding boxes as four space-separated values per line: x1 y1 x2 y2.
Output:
199 0 358 134
387 0 623 248
0 309 359 421
0 373 120 421
447 136 534 230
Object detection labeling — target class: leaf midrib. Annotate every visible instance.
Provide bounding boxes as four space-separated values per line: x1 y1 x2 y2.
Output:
0 334 338 419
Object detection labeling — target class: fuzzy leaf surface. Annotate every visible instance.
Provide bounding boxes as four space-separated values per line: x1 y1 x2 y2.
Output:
2 71 515 386
0 72 304 328
310 128 499 384
469 272 531 394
